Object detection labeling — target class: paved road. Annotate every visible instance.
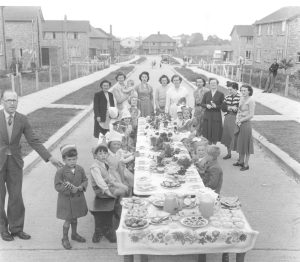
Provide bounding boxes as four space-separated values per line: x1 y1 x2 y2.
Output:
0 57 299 262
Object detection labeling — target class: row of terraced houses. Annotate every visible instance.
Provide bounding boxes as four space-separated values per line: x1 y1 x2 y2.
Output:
0 6 121 71
230 6 300 72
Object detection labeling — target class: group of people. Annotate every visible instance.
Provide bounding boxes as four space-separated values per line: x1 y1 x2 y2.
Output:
0 67 256 251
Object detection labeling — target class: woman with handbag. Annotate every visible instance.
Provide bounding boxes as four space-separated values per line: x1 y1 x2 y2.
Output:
232 84 255 171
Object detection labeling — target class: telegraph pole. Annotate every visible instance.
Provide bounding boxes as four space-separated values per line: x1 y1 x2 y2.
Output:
1 6 8 69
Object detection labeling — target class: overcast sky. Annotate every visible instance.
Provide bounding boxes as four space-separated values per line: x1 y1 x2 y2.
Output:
3 0 300 39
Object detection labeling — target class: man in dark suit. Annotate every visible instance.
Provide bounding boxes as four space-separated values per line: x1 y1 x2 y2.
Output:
0 90 62 241
263 58 279 93
93 80 115 139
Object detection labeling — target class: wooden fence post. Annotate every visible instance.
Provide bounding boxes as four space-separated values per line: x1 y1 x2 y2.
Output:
259 70 263 89
68 62 71 81
76 64 78 78
49 64 53 87
35 70 39 91
236 68 240 82
231 66 234 80
249 69 253 86
18 73 23 96
59 66 63 83
284 75 289 97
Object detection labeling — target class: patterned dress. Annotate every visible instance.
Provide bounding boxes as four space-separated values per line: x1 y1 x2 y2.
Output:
194 87 209 136
135 83 154 117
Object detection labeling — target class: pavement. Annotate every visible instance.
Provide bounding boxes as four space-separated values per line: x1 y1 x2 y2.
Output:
173 58 300 179
1 56 300 262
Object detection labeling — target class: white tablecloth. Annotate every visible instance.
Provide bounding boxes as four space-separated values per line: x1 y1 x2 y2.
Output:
134 118 206 196
117 198 259 255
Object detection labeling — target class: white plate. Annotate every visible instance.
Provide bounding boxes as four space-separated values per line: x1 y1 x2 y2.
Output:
180 216 208 228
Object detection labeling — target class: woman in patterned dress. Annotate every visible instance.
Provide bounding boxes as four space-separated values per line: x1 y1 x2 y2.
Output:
135 71 154 117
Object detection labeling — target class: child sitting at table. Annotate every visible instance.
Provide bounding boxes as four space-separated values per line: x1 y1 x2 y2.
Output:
198 145 223 194
173 106 184 128
191 141 208 164
178 106 193 132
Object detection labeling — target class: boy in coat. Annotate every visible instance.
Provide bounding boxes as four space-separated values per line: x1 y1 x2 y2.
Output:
55 145 88 250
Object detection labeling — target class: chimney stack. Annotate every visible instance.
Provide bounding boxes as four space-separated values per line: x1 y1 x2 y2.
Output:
158 31 160 35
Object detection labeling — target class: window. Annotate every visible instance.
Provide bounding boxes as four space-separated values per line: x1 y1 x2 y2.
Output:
53 32 56 39
267 24 273 35
74 33 78 39
246 50 252 59
296 52 300 63
246 36 253 43
256 49 261 62
69 46 81 57
276 49 284 60
152 42 156 46
20 48 23 57
281 21 286 33
68 32 79 40
258 25 262 36
0 41 3 55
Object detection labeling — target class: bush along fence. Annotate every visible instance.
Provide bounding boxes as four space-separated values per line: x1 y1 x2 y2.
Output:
0 59 110 97
197 63 300 99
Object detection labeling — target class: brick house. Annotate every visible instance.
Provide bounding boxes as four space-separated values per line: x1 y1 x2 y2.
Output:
230 25 254 64
89 27 111 59
41 19 90 66
2 6 44 70
142 32 176 55
253 6 300 73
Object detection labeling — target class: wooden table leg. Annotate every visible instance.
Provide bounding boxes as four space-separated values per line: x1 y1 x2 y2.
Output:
222 253 230 262
123 255 134 262
141 255 148 262
236 253 246 262
198 254 206 262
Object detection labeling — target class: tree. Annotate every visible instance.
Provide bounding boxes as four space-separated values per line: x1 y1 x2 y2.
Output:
188 33 204 46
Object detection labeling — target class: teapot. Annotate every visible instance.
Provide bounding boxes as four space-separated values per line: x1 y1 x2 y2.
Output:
197 191 217 219
163 193 182 215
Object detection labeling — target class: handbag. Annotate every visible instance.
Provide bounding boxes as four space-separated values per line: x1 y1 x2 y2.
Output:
233 125 240 135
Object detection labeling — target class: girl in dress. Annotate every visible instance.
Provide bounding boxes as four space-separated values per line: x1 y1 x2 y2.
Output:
232 84 255 171
135 71 154 117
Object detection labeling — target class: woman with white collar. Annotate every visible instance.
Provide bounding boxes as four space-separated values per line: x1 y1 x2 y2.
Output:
105 131 134 192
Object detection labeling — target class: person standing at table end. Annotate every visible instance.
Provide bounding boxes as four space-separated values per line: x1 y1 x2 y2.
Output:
155 75 170 114
0 89 63 242
263 58 279 93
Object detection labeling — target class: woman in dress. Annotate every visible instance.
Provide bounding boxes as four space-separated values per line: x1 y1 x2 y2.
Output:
165 74 189 119
221 82 240 159
155 75 170 114
232 84 255 171
200 78 224 144
112 72 132 113
193 77 209 136
135 71 154 117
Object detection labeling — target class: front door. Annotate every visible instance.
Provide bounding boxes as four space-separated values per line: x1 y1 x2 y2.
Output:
41 48 50 66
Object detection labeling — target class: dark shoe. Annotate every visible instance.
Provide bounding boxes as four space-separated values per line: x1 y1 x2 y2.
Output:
233 162 244 167
268 91 272 93
71 233 86 243
104 229 117 243
223 155 231 160
262 90 267 93
1 231 14 241
11 231 31 240
62 238 72 249
92 232 103 243
240 166 249 171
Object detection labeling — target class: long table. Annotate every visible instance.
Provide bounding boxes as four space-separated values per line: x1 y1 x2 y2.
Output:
117 118 258 262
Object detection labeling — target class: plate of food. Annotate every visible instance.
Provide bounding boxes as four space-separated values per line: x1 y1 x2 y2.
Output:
121 197 147 208
180 216 208 228
136 184 157 192
124 217 149 230
151 199 165 208
126 207 148 218
183 196 197 208
161 180 181 189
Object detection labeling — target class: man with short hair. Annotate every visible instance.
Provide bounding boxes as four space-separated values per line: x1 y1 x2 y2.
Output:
263 58 279 93
0 90 62 241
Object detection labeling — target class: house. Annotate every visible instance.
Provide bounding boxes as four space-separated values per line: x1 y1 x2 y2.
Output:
142 32 176 55
89 26 111 59
96 27 121 59
1 6 44 70
120 37 140 49
253 6 300 72
41 19 90 66
230 25 254 64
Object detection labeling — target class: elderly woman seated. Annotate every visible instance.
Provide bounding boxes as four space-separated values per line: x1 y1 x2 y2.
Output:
195 145 223 194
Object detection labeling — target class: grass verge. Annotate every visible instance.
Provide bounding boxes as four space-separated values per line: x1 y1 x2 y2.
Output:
130 56 146 64
21 108 82 157
54 66 134 105
252 120 300 163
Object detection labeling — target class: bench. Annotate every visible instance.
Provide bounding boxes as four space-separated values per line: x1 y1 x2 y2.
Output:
89 197 120 240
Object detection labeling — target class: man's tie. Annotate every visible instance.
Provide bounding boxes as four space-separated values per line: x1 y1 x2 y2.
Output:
8 114 13 126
